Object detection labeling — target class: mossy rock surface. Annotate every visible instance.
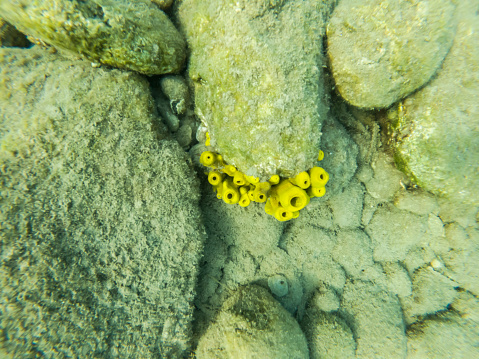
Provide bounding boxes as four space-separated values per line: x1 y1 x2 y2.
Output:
0 0 186 75
0 47 204 358
327 0 456 108
196 285 309 359
392 1 479 206
178 0 335 179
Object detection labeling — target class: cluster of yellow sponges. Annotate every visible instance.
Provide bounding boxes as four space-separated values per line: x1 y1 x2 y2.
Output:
199 142 329 222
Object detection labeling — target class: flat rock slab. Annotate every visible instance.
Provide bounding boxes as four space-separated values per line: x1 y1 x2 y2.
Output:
0 0 186 75
0 47 204 358
327 0 456 108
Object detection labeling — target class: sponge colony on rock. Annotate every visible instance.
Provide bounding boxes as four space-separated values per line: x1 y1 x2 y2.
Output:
200 148 329 222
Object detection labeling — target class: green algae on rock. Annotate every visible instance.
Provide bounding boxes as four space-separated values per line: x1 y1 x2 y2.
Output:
327 0 456 109
0 0 186 75
178 0 335 179
196 285 309 359
0 47 204 358
391 0 479 206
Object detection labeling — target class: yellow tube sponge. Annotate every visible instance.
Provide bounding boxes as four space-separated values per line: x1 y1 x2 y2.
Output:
289 171 311 189
308 186 326 198
264 197 277 215
239 185 251 207
200 151 217 167
239 193 250 207
244 175 260 185
233 172 246 186
273 206 293 222
223 164 237 177
272 180 310 212
248 188 255 201
222 178 240 204
198 148 328 222
253 189 268 203
214 182 223 199
309 167 329 188
317 150 325 161
265 197 292 222
253 182 271 203
208 171 224 186
268 175 280 185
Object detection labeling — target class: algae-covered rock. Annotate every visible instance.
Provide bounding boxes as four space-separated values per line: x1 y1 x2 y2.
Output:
0 48 204 357
327 0 456 108
0 0 185 75
196 285 309 359
391 1 479 206
407 292 479 358
178 0 335 178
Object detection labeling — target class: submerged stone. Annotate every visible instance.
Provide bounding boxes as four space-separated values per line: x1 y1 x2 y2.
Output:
327 0 456 108
178 0 335 179
0 0 186 75
0 47 204 358
391 1 479 206
196 285 308 359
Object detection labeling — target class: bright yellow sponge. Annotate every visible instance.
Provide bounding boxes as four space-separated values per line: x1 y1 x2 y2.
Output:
289 171 311 189
200 151 217 167
271 180 310 212
309 166 329 188
200 147 329 221
222 178 240 204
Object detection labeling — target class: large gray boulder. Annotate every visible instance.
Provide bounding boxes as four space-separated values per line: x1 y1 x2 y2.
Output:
0 47 204 358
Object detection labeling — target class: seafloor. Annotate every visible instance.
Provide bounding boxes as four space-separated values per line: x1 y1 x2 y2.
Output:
0 0 478 358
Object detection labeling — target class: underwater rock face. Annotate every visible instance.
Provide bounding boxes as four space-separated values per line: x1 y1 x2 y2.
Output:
0 48 204 358
327 0 456 108
196 285 309 359
178 0 335 179
392 0 479 206
0 0 186 75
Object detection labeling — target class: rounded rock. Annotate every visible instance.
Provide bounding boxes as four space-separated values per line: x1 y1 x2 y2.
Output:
391 0 479 206
196 285 308 359
0 0 186 75
327 0 456 108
